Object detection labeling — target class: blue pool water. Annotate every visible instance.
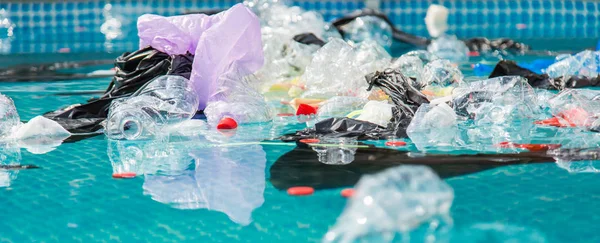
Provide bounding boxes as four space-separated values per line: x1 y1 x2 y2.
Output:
1 40 600 242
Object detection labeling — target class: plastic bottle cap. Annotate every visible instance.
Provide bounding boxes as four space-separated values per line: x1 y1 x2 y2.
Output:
287 186 314 196
217 117 238 130
296 104 318 116
112 172 136 179
341 188 355 198
385 141 407 147
468 51 480 57
299 138 320 144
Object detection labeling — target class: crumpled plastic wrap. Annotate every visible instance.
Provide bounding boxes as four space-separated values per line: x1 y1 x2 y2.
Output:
300 38 391 99
137 3 264 110
419 59 464 88
317 96 369 118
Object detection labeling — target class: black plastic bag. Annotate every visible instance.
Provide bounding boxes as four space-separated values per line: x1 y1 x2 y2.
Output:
44 46 194 134
489 60 600 90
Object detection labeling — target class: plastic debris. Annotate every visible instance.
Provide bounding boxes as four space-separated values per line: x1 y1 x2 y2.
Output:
105 75 199 140
452 76 542 125
138 4 264 110
390 50 439 79
424 5 449 38
355 101 395 127
324 165 453 243
419 59 464 88
217 117 238 130
546 89 600 127
545 50 600 83
310 137 358 165
203 68 273 126
338 16 393 49
341 188 355 198
407 103 458 151
287 186 315 196
300 38 391 99
11 116 71 154
428 35 469 63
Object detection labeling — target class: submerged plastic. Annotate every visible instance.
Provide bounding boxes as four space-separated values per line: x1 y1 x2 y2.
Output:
105 75 199 140
138 3 264 110
324 165 453 243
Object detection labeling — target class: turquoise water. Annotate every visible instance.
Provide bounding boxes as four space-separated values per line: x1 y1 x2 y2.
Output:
1 41 600 242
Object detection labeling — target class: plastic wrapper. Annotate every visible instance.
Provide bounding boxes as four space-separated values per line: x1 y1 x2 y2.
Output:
427 35 469 63
137 4 264 110
406 103 458 151
324 165 453 243
419 59 464 88
300 38 391 99
105 75 199 140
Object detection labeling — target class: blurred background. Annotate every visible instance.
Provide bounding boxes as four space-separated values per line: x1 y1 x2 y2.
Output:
0 0 598 56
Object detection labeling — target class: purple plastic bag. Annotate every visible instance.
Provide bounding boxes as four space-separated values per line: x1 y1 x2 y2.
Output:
137 4 264 109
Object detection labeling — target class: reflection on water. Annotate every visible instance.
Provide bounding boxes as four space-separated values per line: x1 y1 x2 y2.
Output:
109 137 267 225
0 144 22 187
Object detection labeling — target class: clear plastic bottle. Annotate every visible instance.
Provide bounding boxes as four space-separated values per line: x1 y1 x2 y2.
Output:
105 75 199 140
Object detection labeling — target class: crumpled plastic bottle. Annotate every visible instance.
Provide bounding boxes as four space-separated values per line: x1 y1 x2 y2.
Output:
105 75 199 140
203 67 273 126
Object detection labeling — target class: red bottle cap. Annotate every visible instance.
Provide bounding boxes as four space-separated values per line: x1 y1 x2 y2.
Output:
287 186 314 196
217 117 238 130
296 104 318 116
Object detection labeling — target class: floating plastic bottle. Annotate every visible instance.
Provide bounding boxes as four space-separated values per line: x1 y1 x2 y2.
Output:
428 35 469 63
105 75 199 140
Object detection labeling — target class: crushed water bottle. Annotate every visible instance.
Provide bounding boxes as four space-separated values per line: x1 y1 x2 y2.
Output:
428 35 469 63
0 93 20 137
545 50 600 83
105 75 199 140
204 68 273 126
419 59 464 88
339 16 393 50
406 103 458 151
390 50 439 79
324 165 454 243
